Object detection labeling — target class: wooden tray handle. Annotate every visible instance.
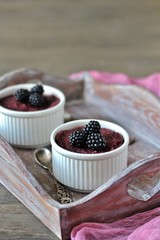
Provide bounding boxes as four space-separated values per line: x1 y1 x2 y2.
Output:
0 68 84 102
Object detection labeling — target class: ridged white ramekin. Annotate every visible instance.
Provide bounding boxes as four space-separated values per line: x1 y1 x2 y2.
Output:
50 119 129 192
0 83 65 148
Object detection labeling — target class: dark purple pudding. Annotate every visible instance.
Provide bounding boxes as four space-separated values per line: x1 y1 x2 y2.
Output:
0 84 60 111
0 94 60 111
55 126 124 154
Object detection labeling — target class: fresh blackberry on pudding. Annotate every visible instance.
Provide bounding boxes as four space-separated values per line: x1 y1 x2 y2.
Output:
15 88 30 103
29 92 44 107
30 84 44 94
69 131 86 148
86 132 106 151
68 120 107 151
84 120 101 135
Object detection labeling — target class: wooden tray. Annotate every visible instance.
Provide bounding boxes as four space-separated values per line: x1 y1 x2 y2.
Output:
0 69 160 240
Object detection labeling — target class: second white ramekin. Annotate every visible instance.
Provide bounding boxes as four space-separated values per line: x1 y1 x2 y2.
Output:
0 83 65 148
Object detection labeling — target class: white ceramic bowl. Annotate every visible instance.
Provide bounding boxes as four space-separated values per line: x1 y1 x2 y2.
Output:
50 119 129 192
0 83 65 148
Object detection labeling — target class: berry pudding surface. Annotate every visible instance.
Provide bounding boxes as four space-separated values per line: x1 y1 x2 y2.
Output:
0 84 60 112
55 120 124 154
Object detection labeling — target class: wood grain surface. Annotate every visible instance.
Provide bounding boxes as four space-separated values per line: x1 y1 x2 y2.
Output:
1 136 160 240
0 0 160 77
0 1 160 240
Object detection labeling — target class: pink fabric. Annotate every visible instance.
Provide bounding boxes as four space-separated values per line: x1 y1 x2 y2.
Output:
69 70 160 97
69 70 160 240
71 207 160 240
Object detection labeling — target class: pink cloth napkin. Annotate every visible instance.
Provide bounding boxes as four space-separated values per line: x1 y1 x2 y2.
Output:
69 70 160 239
71 207 160 240
69 70 160 97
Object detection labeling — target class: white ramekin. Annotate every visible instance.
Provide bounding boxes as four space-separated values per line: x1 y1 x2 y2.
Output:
50 119 129 192
0 83 65 148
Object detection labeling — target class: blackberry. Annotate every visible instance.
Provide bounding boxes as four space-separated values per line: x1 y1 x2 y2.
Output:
84 120 101 135
86 133 106 151
30 84 44 94
29 93 44 107
69 131 86 148
14 88 29 103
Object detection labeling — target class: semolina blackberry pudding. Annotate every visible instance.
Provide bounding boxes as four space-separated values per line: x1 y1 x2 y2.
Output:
51 119 129 191
0 84 60 111
55 120 124 154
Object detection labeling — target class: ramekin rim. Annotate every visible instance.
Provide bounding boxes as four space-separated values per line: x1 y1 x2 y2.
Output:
0 83 65 117
50 119 129 160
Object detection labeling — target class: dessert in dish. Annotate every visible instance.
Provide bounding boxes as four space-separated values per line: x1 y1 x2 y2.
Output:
0 83 65 148
55 120 124 154
0 84 60 111
50 119 129 192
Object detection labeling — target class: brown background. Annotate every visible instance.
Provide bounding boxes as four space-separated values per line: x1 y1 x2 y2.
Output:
0 1 160 239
